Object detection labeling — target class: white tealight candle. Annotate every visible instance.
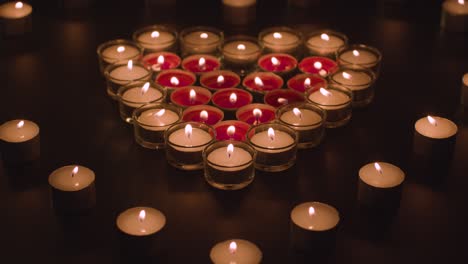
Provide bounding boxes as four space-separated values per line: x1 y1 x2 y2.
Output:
0 1 33 35
222 40 261 65
306 31 347 57
138 108 180 131
210 239 262 264
414 115 458 139
330 69 376 107
181 28 222 55
168 125 213 151
120 83 163 108
279 108 322 129
116 207 166 236
441 0 468 32
109 60 150 85
0 119 40 163
307 87 351 110
261 29 301 53
48 165 96 212
100 44 141 64
249 128 295 153
339 49 377 67
135 29 176 51
207 144 252 171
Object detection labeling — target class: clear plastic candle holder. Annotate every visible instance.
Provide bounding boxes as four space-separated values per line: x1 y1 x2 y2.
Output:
258 26 303 57
97 39 143 74
132 25 178 53
329 66 376 108
203 140 256 190
104 60 152 99
305 30 348 59
179 26 224 57
247 123 298 172
336 44 382 77
132 103 182 149
277 103 326 149
221 35 263 76
165 122 216 170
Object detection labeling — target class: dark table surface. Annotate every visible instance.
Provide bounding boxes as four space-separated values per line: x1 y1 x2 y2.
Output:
1 0 468 263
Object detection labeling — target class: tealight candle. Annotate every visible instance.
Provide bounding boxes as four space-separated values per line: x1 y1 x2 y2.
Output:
257 53 298 78
236 103 276 125
180 26 223 56
0 1 32 36
264 89 305 108
305 30 348 58
210 239 262 264
306 86 353 128
142 51 181 73
48 165 96 213
298 56 339 78
243 72 284 102
290 202 340 252
222 36 262 76
170 86 212 108
155 69 197 96
133 103 182 149
104 60 151 99
330 67 376 107
0 119 40 163
441 0 468 32
212 88 253 119
337 44 382 75
182 105 224 126
203 141 256 190
413 115 458 160
117 81 166 123
182 54 221 75
165 122 215 170
133 25 177 52
200 70 241 91
358 162 405 210
247 123 297 172
213 120 251 141
116 206 166 255
277 103 325 149
222 0 256 7
259 27 302 55
97 39 143 73
287 73 327 94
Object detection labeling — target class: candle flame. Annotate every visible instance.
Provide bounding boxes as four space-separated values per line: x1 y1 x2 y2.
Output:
319 87 332 97
229 93 237 104
138 210 146 222
200 110 208 121
254 76 264 87
15 2 23 9
237 44 246 50
314 61 322 70
198 57 206 68
459 0 464 5
127 60 133 70
227 125 236 137
353 50 360 57
268 127 275 141
308 206 315 216
72 166 79 177
293 108 302 119
170 76 179 86
227 143 234 158
151 31 160 38
253 108 262 119
321 33 330 41
273 32 282 39
117 46 125 53
277 98 288 105
16 120 25 129
427 115 437 126
229 241 237 254
271 56 280 66
154 109 165 117
141 82 150 94
217 75 224 84
374 162 383 174
342 71 352 79
304 78 311 87
189 89 196 103
200 32 208 39
185 124 192 140
157 55 165 65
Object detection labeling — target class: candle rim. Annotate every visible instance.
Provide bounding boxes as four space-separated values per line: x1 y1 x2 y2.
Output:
180 26 224 45
105 61 151 82
358 161 405 188
116 206 166 236
166 122 216 148
182 105 225 123
259 26 303 46
330 68 376 87
337 44 382 66
247 123 297 150
118 81 166 104
97 39 143 60
414 115 458 139
306 85 353 107
203 140 255 168
242 72 284 93
132 25 178 46
257 53 298 72
48 165 95 191
291 201 340 231
277 103 326 128
212 88 253 110
133 103 182 127
305 29 348 49
200 70 241 90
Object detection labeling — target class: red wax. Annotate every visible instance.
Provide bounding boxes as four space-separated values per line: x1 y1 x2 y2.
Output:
182 105 224 126
155 69 196 89
243 72 284 93
264 89 305 108
200 70 241 90
214 120 251 141
257 53 297 73
236 103 276 125
170 86 212 108
298 56 339 76
142 52 181 71
287 73 327 93
182 54 221 74
212 88 253 110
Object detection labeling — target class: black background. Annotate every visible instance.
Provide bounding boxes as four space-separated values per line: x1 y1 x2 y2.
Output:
1 0 468 263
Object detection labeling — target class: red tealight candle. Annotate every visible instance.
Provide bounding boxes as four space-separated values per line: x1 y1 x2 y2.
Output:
287 73 328 93
243 72 284 97
200 70 241 91
182 54 221 74
212 88 253 111
257 53 298 74
213 120 251 141
264 89 305 108
182 105 224 126
142 51 181 72
236 103 276 125
298 56 339 77
170 86 212 108
155 69 196 90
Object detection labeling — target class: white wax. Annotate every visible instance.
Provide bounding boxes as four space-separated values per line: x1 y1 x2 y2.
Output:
0 2 32 19
137 30 175 50
308 89 351 109
443 0 468 15
223 40 261 63
109 65 149 84
280 109 322 129
307 34 345 54
210 239 262 264
331 70 373 90
207 146 252 171
0 119 39 143
414 116 458 139
359 162 405 188
250 129 295 153
138 109 180 131
168 127 213 151
101 44 140 64
121 87 163 108
339 49 378 67
116 207 166 236
262 31 300 52
290 202 340 231
183 30 221 54
222 0 256 7
48 165 95 191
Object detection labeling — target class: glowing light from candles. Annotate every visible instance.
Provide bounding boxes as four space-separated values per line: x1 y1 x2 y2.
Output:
254 77 264 87
308 206 315 216
271 56 280 66
217 75 224 85
200 110 208 121
138 210 146 222
154 109 165 117
304 78 311 87
374 162 383 174
319 88 332 97
185 124 192 140
293 108 302 119
229 93 237 104
170 76 179 86
227 125 236 137
189 89 196 103
71 166 79 177
314 61 322 70
141 82 150 95
15 2 23 9
151 31 160 38
277 98 288 105
273 32 282 39
199 57 206 68
321 33 330 41
117 46 125 53
200 33 208 39
342 71 352 80
458 0 464 5
227 143 234 158
127 60 133 70
427 115 437 126
157 55 165 65
353 50 360 57
268 127 275 141
229 241 237 254
16 120 24 129
237 44 246 50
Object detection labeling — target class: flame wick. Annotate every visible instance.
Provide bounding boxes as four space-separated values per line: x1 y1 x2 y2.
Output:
154 109 166 118
170 76 179 86
200 32 208 39
16 120 25 129
458 0 464 5
427 115 438 127
217 75 224 85
151 31 160 38
189 89 196 104
227 143 234 159
229 241 237 254
71 166 79 178
304 78 311 87
229 93 237 104
308 206 315 216
374 162 383 174
293 108 302 120
185 124 192 141
320 33 330 41
141 82 150 95
273 32 282 39
268 127 275 141
198 57 206 70
138 210 146 222
200 110 208 122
